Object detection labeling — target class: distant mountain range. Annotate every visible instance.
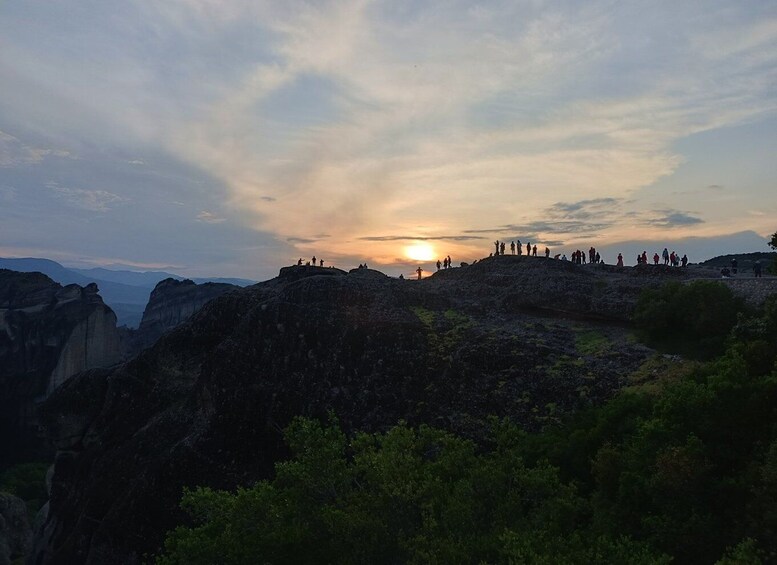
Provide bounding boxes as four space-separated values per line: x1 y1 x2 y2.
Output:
0 258 256 327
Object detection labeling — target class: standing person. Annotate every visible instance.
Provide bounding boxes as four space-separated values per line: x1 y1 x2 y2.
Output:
516 241 522 255
681 254 687 267
731 257 738 275
494 240 500 255
641 251 648 265
595 252 600 263
532 245 537 257
510 241 515 255
653 253 659 265
320 259 324 267
312 256 316 265
500 241 506 255
617 253 624 267
436 259 442 271
416 267 423 280
526 242 531 256
545 247 550 258
754 260 762 278
662 248 670 265
447 255 452 268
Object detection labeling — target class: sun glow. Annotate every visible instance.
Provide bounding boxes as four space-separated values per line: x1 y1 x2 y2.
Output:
404 242 436 262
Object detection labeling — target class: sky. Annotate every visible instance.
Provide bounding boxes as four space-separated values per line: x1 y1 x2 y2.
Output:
0 0 775 279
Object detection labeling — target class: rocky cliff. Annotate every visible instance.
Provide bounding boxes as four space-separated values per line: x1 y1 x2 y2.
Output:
0 270 121 467
0 492 31 565
121 278 240 355
31 258 775 564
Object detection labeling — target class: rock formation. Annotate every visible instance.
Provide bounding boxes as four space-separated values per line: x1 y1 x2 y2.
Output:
31 258 777 564
0 492 32 565
0 270 121 467
120 278 240 355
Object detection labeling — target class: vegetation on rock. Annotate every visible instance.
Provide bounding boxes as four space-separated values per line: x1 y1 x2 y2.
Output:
158 283 777 564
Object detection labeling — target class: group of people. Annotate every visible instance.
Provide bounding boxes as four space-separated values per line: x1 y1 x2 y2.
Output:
493 239 542 257
564 247 602 265
629 248 688 267
436 255 454 270
722 258 764 278
297 256 324 267
484 241 698 270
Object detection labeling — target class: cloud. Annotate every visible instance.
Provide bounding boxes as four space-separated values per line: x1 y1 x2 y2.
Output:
644 210 705 228
46 182 126 212
459 198 640 240
287 234 331 244
357 235 486 242
127 159 145 165
0 130 49 167
546 198 624 220
196 210 226 223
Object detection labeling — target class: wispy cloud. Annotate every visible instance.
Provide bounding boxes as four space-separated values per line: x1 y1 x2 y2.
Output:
644 210 704 228
46 182 126 212
196 210 226 223
0 130 71 167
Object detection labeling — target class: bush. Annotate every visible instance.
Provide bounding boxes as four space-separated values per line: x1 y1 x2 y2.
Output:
633 281 746 359
0 462 49 519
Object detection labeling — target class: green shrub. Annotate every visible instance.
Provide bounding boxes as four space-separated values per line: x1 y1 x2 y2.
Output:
633 281 746 359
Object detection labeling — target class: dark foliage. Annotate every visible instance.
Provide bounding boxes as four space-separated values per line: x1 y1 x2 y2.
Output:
633 280 746 359
157 294 777 564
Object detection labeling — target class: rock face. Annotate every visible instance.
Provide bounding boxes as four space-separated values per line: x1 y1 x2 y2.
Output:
32 258 775 564
0 270 121 467
121 278 240 355
0 492 32 565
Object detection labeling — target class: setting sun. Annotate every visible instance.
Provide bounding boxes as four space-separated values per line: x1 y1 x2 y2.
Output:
404 242 436 262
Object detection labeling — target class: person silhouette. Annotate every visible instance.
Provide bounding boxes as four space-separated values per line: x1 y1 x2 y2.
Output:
312 256 316 265
532 245 537 257
416 267 423 280
494 240 500 255
297 258 303 265
437 259 442 271
510 241 515 255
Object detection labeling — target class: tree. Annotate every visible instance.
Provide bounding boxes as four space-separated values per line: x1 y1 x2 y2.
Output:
769 231 777 250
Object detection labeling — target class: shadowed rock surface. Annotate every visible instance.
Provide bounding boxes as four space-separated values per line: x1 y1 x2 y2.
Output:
119 278 241 356
0 492 32 565
0 270 121 467
32 257 777 564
